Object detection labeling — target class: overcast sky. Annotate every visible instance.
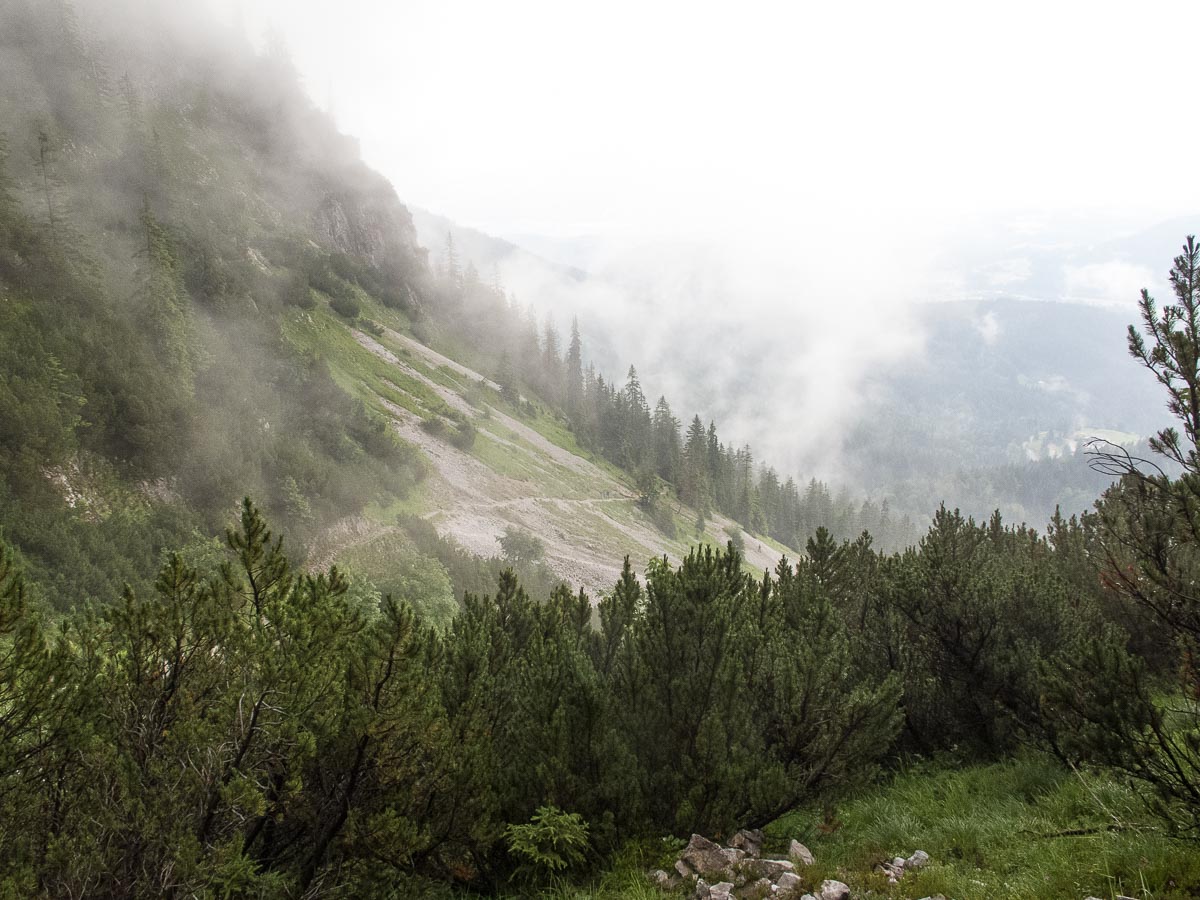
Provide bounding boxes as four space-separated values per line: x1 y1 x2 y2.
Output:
224 0 1200 246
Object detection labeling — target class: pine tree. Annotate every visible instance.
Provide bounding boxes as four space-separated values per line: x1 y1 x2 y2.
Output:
440 231 461 288
1045 237 1200 831
565 317 584 418
682 415 710 511
651 396 681 486
621 366 652 469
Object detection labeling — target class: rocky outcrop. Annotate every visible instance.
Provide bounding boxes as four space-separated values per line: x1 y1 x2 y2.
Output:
660 831 820 899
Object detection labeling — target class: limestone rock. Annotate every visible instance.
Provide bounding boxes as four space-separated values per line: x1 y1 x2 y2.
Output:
739 857 795 881
647 868 674 889
906 849 930 869
776 871 803 892
788 839 815 866
739 877 776 899
730 828 765 858
683 834 740 877
818 880 851 900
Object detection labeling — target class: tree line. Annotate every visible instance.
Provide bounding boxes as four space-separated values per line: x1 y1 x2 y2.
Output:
427 235 919 553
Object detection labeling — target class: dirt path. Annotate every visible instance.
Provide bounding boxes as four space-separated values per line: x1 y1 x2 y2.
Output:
382 326 503 393
343 325 786 595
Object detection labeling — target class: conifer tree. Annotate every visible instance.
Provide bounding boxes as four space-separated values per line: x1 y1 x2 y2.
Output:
565 317 584 418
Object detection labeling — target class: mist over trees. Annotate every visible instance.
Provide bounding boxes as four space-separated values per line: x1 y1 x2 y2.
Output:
0 0 434 603
419 240 922 554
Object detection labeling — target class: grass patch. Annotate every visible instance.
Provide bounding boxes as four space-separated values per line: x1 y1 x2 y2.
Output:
335 530 459 629
767 757 1200 900
281 308 440 417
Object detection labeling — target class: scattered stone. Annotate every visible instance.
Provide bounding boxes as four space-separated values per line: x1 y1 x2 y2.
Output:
709 881 735 900
776 871 803 892
880 866 901 883
740 877 777 899
647 868 672 888
683 834 742 877
730 828 765 858
906 849 930 869
739 857 795 881
677 859 697 880
787 839 815 866
891 856 907 869
818 880 851 900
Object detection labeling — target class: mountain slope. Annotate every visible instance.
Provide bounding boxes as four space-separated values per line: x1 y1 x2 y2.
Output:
0 0 792 611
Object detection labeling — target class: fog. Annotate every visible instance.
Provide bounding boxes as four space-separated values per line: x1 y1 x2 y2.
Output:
220 0 1200 481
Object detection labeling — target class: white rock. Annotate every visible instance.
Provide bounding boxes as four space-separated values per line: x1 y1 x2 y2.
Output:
777 871 803 892
906 849 930 869
891 856 907 869
819 880 851 900
788 839 815 866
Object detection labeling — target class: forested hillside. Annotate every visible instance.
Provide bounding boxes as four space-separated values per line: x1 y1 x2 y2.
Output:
0 0 433 604
0 0 924 612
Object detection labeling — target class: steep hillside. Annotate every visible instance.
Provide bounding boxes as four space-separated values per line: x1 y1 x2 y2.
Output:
269 274 788 595
0 0 798 612
0 0 444 606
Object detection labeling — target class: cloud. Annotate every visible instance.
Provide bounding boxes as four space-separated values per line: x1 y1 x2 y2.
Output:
1063 260 1160 308
976 311 1001 345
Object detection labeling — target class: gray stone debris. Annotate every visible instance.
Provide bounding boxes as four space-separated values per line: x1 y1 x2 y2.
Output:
741 877 777 899
681 834 743 878
672 830 824 899
730 828 765 858
907 849 930 869
740 857 795 881
647 868 673 888
776 871 803 892
693 880 737 900
788 839 815 866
